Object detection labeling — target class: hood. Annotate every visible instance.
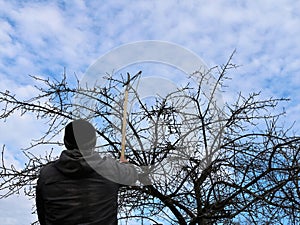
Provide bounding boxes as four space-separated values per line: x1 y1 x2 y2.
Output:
54 149 102 178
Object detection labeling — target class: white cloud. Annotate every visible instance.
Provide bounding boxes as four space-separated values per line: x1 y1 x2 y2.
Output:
0 193 36 224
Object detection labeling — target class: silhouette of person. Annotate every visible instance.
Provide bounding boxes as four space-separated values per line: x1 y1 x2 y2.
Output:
36 119 137 225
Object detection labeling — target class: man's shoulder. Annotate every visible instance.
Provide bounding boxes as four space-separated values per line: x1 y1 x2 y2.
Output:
38 160 59 177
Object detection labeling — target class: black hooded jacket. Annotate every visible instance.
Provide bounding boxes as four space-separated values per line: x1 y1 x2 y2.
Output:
36 149 137 225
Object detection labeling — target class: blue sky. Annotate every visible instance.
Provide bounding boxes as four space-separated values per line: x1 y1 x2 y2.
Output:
1 0 300 224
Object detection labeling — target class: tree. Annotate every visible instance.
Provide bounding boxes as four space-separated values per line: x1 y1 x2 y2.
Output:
1 55 300 225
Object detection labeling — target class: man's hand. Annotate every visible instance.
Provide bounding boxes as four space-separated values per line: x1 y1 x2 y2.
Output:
119 156 129 164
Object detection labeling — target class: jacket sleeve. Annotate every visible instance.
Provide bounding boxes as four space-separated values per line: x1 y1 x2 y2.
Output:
97 157 138 185
36 176 46 225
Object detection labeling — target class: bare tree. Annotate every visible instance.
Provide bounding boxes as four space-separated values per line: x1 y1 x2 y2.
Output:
1 55 300 225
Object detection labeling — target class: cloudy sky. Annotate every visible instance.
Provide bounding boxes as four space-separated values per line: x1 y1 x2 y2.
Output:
1 0 300 224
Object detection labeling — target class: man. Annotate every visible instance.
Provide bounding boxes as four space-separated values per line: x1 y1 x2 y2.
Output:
36 119 138 225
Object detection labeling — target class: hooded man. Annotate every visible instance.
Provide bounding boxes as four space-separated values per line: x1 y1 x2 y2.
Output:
36 119 138 225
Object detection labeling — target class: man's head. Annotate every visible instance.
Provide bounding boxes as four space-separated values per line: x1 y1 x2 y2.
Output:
64 119 96 153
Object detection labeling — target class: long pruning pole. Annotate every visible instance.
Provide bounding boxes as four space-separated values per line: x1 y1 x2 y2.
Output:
120 71 142 162
120 73 130 161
